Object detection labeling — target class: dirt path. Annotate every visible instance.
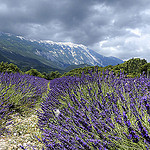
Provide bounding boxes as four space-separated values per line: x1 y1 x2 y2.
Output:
0 112 44 150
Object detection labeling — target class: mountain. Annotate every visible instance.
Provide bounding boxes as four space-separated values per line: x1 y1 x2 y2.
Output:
0 32 63 73
0 32 123 72
34 40 123 67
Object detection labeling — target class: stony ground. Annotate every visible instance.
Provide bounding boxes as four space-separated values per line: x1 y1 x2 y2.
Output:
0 109 45 150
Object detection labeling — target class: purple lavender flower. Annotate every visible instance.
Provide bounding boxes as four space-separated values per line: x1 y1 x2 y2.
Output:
37 70 150 149
137 120 150 144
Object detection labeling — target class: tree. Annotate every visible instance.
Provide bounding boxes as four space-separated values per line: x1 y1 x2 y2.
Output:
49 71 61 80
0 61 21 73
140 63 150 76
25 69 44 78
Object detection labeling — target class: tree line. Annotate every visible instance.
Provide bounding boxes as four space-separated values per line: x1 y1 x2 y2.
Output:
0 58 150 80
0 61 61 80
61 58 150 78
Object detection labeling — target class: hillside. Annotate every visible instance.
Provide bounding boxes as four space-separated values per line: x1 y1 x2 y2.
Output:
63 58 148 77
0 58 148 80
0 32 63 73
0 32 123 72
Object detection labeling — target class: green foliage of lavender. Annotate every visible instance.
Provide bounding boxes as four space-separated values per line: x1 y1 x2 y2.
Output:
0 72 48 136
38 70 150 150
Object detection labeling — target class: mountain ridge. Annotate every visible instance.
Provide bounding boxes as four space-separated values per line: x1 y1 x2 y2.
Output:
0 32 123 72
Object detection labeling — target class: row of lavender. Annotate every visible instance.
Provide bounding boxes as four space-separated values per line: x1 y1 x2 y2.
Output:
0 72 48 136
37 70 150 150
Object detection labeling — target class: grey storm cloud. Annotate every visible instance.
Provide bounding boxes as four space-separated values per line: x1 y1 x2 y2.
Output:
0 0 150 61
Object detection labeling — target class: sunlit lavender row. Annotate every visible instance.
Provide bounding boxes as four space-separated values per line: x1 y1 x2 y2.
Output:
0 72 48 136
37 70 150 150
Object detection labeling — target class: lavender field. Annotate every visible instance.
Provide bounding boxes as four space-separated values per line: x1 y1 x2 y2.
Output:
0 72 48 149
1 70 150 149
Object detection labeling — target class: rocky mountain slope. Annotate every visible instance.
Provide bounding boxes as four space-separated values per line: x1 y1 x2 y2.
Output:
0 32 123 72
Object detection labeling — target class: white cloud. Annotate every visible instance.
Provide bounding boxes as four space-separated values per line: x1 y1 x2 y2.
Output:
94 31 150 62
126 28 141 37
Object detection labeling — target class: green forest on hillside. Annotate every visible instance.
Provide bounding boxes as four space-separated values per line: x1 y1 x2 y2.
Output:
0 58 150 79
62 58 149 78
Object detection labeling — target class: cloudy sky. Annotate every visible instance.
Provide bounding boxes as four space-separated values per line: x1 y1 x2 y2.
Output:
0 0 150 61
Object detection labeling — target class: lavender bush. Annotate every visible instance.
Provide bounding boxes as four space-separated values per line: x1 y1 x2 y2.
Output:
38 70 150 149
0 72 48 136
